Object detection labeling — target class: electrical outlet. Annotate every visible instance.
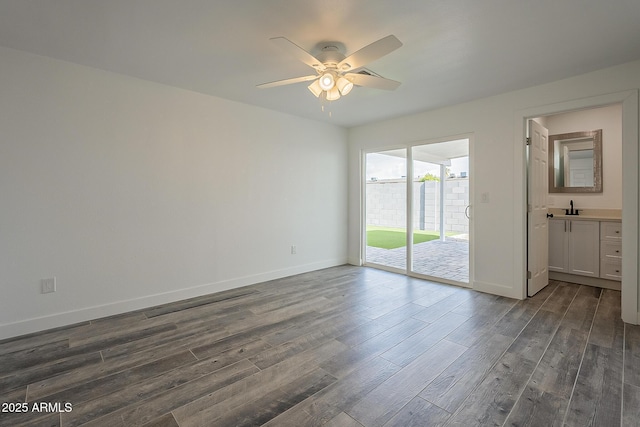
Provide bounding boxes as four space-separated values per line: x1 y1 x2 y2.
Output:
42 277 56 294
291 245 297 254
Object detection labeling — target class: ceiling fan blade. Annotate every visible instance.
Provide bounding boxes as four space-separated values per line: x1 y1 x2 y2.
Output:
257 75 318 89
270 37 326 71
338 35 402 72
346 73 401 90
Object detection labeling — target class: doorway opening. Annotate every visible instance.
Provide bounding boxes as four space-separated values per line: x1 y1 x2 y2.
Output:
519 90 638 324
526 104 622 297
363 138 471 286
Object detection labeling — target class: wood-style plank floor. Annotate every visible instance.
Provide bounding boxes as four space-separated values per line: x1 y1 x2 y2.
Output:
1 265 639 426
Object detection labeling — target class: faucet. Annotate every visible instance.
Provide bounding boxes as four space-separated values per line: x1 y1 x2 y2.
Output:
565 199 579 215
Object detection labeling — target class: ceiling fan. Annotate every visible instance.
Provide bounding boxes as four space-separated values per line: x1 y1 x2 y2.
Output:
257 35 402 101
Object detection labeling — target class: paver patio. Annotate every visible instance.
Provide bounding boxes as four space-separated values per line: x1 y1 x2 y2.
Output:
365 235 469 283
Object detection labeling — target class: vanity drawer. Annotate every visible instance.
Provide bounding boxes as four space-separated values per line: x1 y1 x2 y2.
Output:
601 240 622 258
600 258 622 281
601 222 621 240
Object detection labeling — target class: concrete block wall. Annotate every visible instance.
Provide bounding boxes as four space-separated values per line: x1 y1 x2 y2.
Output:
366 178 469 234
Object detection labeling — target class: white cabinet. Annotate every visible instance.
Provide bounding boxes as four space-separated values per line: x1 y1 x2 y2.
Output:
548 219 600 277
569 221 600 276
600 221 622 281
548 219 568 272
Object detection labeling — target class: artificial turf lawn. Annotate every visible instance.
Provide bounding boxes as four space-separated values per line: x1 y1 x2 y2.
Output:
366 226 440 249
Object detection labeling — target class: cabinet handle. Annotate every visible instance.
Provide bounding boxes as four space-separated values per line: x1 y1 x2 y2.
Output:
616 270 620 273
564 221 567 232
569 221 572 232
615 230 620 234
616 250 620 253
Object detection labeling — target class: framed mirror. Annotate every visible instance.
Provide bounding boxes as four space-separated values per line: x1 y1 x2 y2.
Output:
548 129 602 193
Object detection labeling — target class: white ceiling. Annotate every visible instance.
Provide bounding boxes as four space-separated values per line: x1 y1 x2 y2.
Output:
1 0 639 128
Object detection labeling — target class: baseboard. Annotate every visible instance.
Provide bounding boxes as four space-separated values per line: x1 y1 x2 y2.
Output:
0 258 347 340
347 256 362 266
549 272 621 291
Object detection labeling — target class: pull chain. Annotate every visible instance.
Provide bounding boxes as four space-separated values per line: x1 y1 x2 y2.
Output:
319 92 332 118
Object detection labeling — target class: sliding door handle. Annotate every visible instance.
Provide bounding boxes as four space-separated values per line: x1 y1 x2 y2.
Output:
465 205 470 219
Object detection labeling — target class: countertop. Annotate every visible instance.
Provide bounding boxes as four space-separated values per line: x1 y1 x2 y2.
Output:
548 208 621 221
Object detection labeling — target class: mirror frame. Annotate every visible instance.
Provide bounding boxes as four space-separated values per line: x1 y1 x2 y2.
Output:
548 129 602 193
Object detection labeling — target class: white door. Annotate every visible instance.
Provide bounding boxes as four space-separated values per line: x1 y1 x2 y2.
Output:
527 120 550 296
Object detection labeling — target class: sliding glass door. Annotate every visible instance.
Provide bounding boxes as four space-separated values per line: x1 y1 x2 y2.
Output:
364 149 407 272
364 139 470 285
410 140 469 283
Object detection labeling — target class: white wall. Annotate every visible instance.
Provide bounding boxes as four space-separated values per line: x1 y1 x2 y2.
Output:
0 47 348 339
347 60 640 307
544 104 622 210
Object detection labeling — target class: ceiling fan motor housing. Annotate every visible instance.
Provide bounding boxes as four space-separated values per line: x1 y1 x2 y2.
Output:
316 45 353 94
316 45 347 70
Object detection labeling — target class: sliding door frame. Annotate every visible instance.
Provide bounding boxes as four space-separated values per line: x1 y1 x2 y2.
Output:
361 133 475 288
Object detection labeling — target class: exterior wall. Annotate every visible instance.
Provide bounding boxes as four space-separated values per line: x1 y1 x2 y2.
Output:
366 178 469 233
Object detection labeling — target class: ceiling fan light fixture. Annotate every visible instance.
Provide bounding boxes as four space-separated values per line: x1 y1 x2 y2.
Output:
336 77 354 95
308 79 322 97
262 35 403 105
326 86 341 101
318 73 335 90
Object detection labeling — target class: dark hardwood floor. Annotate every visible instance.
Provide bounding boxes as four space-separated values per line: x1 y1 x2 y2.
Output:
1 265 638 426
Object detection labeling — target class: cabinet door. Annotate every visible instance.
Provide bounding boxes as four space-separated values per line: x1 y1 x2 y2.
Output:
548 219 567 272
568 220 600 277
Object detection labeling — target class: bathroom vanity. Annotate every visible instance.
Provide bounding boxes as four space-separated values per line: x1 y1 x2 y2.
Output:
548 209 621 290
